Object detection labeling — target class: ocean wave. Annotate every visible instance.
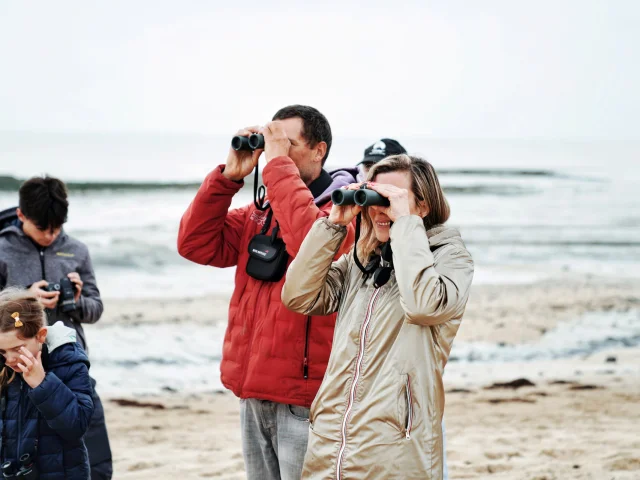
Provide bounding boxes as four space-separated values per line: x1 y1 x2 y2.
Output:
0 175 253 192
0 168 601 193
443 185 540 195
449 310 640 363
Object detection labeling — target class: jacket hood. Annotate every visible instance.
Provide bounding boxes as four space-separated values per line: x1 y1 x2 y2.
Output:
314 167 360 206
46 321 78 352
426 224 466 250
44 321 90 369
0 223 69 247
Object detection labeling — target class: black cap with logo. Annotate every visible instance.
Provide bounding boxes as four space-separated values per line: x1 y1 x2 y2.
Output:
358 138 407 165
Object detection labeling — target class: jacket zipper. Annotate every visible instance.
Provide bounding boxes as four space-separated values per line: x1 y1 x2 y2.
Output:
39 248 46 279
336 287 381 480
405 375 413 439
303 316 311 379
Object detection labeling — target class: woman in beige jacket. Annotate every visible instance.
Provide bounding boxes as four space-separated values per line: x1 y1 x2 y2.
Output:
282 154 474 479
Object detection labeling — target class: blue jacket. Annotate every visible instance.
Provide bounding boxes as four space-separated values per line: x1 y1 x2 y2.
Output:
0 323 94 479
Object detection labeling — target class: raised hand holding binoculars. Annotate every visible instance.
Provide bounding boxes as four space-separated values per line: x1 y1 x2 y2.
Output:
225 122 291 182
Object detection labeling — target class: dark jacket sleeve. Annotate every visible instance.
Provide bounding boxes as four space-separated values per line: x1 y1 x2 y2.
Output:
177 165 249 267
69 249 104 324
0 260 6 290
262 156 356 258
28 363 94 441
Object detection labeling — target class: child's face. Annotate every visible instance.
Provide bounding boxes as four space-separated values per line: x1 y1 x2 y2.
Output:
0 329 47 372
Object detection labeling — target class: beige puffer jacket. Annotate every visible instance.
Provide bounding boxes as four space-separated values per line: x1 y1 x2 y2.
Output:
282 216 474 479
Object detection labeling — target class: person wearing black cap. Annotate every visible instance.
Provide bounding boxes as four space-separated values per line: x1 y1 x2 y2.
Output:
357 138 408 180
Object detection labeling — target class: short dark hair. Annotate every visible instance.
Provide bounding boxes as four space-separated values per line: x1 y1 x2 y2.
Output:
272 105 332 165
18 176 69 230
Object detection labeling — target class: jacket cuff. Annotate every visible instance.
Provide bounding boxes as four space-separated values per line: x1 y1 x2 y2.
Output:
210 165 246 191
390 215 425 238
28 372 62 405
318 217 348 234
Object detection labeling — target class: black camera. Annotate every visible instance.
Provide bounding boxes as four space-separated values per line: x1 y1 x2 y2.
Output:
43 277 76 313
1 453 38 479
331 184 390 207
231 133 265 151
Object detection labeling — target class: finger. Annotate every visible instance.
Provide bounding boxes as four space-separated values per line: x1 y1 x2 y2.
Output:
17 363 28 374
245 125 261 133
33 280 49 288
263 122 275 135
37 351 42 363
367 183 396 197
39 291 59 299
19 353 34 367
269 121 285 134
20 347 35 359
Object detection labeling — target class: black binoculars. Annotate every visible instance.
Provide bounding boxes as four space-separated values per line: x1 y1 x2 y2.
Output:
231 134 265 151
2 453 38 479
331 185 390 207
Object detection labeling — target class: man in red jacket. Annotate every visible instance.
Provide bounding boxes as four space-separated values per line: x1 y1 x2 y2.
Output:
177 105 356 480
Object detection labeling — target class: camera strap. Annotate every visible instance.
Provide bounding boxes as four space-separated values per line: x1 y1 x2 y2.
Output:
253 165 268 211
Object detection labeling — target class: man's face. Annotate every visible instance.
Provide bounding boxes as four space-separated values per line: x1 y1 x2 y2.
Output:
17 209 61 247
278 117 322 184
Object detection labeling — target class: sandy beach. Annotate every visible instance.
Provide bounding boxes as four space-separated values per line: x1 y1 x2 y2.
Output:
96 274 640 479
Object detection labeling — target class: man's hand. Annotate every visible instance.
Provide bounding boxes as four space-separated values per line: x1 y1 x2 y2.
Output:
223 126 263 181
260 121 291 163
18 347 46 389
27 280 59 309
328 183 363 227
67 272 83 303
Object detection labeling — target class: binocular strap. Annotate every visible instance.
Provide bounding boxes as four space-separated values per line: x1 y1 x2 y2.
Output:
353 214 394 288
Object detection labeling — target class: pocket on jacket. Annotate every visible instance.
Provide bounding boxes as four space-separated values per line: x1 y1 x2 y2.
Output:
397 374 414 439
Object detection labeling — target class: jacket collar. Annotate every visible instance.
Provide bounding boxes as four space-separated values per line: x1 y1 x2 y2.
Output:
308 169 333 200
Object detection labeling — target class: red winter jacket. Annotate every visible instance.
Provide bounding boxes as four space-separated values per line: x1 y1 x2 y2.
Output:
177 156 356 407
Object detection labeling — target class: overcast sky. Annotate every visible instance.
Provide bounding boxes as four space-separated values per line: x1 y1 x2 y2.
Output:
1 0 638 139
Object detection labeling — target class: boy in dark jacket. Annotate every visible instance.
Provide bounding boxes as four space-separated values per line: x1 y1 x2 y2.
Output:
0 289 94 480
0 176 112 479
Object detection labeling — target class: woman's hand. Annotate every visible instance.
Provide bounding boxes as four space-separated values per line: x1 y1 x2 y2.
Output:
18 347 46 389
328 183 363 226
367 182 412 222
